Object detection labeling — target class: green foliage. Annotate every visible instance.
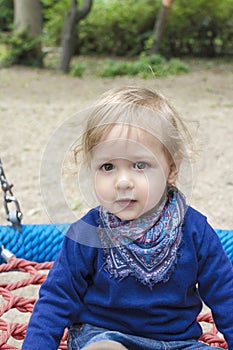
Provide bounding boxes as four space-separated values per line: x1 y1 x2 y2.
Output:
165 58 190 75
0 30 44 67
70 0 233 57
41 0 71 46
75 0 233 57
0 0 13 31
71 197 84 211
160 0 233 57
99 60 137 77
70 62 87 77
99 54 189 78
40 0 157 54
78 0 158 57
1 0 232 62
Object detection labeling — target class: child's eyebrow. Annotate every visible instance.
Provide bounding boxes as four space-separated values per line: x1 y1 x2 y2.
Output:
91 155 113 162
91 154 157 164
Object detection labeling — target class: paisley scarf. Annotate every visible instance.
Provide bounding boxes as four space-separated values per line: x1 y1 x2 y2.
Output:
98 187 187 287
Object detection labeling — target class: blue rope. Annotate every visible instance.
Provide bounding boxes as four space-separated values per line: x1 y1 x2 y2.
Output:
0 224 232 264
0 224 69 264
215 229 233 264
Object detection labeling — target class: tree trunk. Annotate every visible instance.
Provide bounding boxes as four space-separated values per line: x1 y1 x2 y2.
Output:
58 1 77 73
58 0 93 73
13 0 43 65
14 0 42 36
150 0 173 55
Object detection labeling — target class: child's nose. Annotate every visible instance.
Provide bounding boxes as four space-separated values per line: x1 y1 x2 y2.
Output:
116 179 133 190
115 173 134 190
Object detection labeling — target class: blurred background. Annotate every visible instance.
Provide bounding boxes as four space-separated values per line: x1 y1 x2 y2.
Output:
0 0 232 229
0 0 232 74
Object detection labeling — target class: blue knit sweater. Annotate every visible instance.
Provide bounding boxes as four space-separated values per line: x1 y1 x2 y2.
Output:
22 206 233 349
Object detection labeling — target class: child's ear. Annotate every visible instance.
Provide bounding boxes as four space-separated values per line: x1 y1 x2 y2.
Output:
167 162 178 184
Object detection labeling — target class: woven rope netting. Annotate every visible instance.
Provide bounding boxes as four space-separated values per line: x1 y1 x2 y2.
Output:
0 256 228 350
0 256 68 350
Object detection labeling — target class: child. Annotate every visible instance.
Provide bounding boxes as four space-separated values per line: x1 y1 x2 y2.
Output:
22 87 233 350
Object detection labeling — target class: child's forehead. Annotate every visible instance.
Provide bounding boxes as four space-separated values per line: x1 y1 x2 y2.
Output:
91 124 164 160
100 124 161 143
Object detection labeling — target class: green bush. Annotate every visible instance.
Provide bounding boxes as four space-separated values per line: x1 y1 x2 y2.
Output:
165 58 190 75
70 62 87 77
77 0 233 57
41 0 70 46
41 0 158 54
99 54 189 78
99 60 138 78
159 0 233 56
0 30 44 67
4 0 230 59
0 0 13 31
78 0 158 57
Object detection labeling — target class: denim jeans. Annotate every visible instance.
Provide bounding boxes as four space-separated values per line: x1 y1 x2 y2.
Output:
67 324 223 350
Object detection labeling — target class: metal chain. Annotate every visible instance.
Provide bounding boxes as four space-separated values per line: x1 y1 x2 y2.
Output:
0 158 23 230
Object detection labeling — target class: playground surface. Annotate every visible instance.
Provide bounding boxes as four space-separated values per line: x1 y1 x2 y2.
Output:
0 61 232 348
0 61 232 229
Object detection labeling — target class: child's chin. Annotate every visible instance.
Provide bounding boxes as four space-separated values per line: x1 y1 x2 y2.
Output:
114 210 140 221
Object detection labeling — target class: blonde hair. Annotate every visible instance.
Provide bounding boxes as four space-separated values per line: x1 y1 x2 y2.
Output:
75 86 193 167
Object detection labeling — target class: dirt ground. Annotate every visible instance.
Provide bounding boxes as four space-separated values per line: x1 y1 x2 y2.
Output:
0 61 232 348
0 62 233 229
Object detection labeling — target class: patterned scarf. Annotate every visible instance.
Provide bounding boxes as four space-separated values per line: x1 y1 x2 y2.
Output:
98 187 187 288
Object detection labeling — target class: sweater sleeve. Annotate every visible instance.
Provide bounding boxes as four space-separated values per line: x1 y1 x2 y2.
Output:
197 221 233 350
22 225 95 350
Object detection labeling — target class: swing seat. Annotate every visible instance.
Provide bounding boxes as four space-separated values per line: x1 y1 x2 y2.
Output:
0 225 232 264
0 225 232 349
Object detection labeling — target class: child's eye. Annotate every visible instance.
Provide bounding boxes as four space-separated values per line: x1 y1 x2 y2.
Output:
134 162 148 170
100 163 114 171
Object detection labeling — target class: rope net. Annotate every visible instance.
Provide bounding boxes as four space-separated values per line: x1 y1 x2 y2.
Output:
0 256 68 349
0 256 228 350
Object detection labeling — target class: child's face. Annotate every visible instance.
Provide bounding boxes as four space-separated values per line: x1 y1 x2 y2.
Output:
90 125 177 220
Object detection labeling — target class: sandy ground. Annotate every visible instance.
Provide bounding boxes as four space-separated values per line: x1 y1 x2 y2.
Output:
0 61 232 348
1 62 233 229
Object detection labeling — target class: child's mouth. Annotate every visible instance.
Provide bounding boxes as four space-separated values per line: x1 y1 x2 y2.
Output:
115 199 136 208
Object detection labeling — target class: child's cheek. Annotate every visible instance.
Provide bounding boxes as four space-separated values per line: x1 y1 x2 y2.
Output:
94 173 113 203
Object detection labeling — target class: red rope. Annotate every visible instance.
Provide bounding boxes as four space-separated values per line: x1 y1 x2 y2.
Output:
197 313 228 349
0 256 228 349
0 256 67 349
